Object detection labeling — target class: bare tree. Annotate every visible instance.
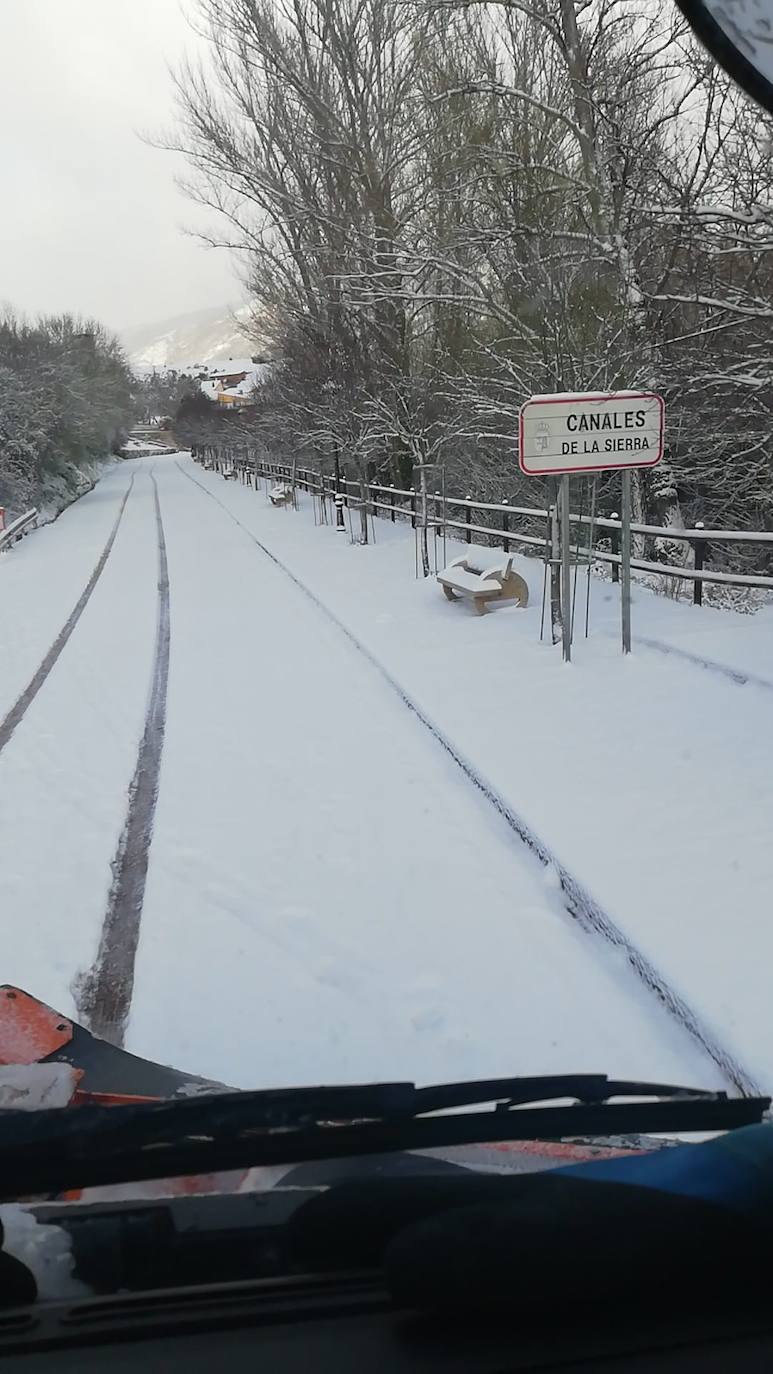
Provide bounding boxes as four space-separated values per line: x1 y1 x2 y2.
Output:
169 0 773 571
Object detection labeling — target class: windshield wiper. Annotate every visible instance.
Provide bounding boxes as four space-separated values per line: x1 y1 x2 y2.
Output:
0 1075 767 1199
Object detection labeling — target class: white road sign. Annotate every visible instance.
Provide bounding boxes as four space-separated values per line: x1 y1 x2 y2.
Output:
519 391 664 476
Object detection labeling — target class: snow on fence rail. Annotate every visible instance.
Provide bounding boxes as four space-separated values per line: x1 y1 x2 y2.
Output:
0 509 37 554
193 447 773 603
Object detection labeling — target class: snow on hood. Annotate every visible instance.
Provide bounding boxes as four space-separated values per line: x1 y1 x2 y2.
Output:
0 1064 80 1110
0 1206 91 1300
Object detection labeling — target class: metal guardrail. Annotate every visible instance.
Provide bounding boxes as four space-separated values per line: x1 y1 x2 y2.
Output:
0 509 38 554
192 447 773 603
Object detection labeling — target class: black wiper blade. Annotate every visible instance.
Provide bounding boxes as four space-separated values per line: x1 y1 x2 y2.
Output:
0 1077 767 1200
410 1075 722 1115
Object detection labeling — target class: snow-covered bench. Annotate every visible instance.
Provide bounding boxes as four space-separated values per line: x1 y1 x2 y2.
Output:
269 485 294 507
437 554 528 615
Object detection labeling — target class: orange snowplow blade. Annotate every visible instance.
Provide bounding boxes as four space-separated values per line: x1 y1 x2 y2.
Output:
0 986 73 1064
0 987 162 1107
0 985 219 1109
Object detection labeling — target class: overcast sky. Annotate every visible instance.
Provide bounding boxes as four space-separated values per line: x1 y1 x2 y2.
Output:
0 0 241 336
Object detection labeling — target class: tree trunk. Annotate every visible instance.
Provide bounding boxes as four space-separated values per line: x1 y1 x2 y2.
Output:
650 450 687 587
418 460 430 578
630 469 646 558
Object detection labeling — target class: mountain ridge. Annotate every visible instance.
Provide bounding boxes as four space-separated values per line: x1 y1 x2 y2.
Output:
121 303 265 370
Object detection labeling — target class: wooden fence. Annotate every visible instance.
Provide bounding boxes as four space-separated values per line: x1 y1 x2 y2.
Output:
192 445 773 604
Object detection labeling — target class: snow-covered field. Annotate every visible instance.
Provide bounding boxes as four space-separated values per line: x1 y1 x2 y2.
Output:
1 453 771 1093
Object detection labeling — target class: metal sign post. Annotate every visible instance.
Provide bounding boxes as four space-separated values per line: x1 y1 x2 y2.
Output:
560 475 572 663
620 469 632 654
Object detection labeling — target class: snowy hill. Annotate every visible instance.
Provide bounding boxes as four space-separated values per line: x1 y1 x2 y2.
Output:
122 304 268 371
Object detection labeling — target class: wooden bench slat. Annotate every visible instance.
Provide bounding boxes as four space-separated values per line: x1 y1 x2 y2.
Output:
438 570 500 593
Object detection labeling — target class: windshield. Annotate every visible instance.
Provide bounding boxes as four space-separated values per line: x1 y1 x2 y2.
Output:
1 0 772 1174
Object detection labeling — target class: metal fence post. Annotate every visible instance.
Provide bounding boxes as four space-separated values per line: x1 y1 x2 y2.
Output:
465 499 472 544
610 512 620 583
410 487 416 529
502 499 510 553
390 485 396 522
693 522 705 606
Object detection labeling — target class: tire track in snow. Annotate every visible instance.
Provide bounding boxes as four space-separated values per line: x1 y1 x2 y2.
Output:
177 458 760 1097
0 475 135 758
74 470 170 1047
633 634 773 695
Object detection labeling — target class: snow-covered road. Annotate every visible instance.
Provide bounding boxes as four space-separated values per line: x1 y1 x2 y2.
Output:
0 454 760 1092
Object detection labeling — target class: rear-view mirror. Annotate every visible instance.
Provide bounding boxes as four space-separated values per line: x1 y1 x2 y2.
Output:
676 0 773 112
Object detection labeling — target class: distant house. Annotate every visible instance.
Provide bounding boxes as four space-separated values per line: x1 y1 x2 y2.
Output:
210 368 251 389
199 356 272 409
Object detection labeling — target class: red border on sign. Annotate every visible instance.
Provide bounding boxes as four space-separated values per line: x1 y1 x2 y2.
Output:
518 392 664 476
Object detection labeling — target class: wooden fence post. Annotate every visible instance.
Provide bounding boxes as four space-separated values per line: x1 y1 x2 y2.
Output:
693 522 705 606
610 512 620 583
